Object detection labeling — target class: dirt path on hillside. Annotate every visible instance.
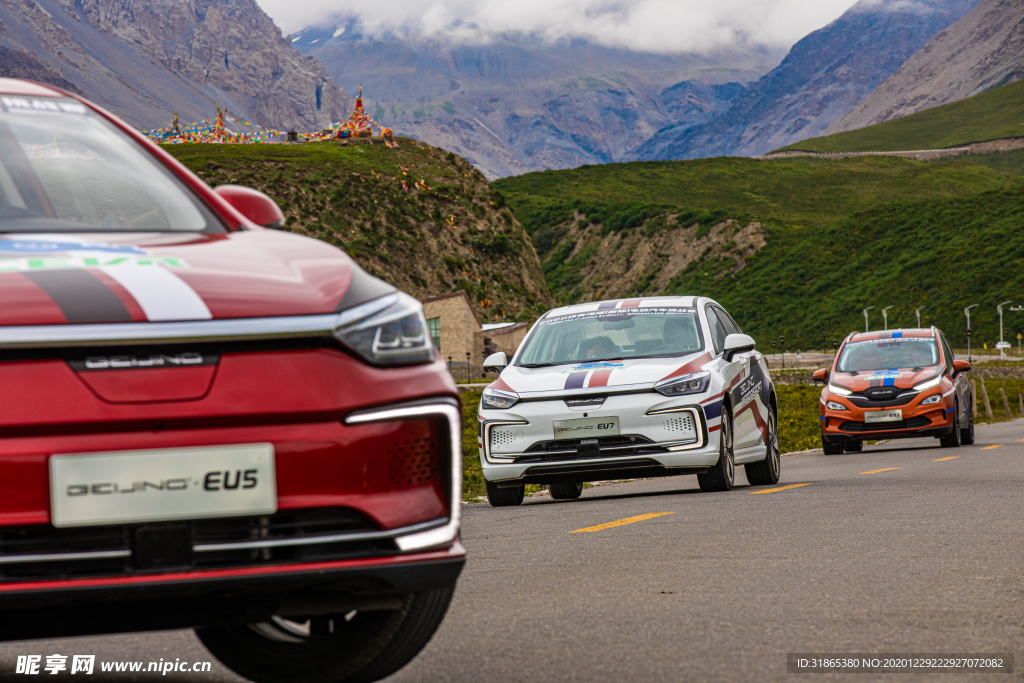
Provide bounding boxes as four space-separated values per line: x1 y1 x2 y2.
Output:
757 136 1024 161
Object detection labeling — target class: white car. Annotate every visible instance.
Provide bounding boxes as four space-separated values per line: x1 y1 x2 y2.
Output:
477 296 781 506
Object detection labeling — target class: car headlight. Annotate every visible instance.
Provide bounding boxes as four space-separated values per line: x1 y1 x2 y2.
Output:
826 401 847 411
482 386 519 410
913 376 942 391
333 293 434 366
921 394 942 405
828 383 852 396
654 371 711 397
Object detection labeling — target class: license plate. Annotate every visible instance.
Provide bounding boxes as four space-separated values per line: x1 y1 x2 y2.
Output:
865 409 903 424
50 444 276 528
552 416 620 440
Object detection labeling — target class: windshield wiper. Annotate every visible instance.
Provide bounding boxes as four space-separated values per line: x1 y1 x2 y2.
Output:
519 362 563 368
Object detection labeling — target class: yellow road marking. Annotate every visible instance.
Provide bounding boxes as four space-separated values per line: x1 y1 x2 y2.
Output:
860 467 901 474
933 456 959 461
982 445 1004 450
570 512 674 533
749 483 812 495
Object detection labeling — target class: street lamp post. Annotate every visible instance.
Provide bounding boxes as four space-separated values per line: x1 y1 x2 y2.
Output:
780 336 786 369
863 306 874 333
882 306 894 331
1011 307 1024 358
915 306 924 329
466 351 472 382
964 304 978 362
997 301 1012 359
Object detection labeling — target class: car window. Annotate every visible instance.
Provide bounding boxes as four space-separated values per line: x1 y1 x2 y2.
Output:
716 306 742 336
940 335 955 373
704 305 728 355
836 337 939 372
0 96 222 232
517 307 705 366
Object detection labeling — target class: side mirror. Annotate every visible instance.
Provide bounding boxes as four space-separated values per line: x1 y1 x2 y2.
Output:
483 351 508 372
952 359 971 378
812 369 829 384
215 185 286 228
723 333 755 362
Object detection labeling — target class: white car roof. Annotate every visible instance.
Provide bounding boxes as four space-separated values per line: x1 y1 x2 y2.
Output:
543 296 706 319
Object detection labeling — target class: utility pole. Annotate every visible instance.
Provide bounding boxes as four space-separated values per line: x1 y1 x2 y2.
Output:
1012 306 1024 358
863 306 874 333
779 335 786 369
997 301 1012 359
882 306 894 331
964 304 978 362
915 306 924 329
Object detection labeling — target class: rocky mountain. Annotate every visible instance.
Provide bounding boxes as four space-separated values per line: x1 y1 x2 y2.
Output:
295 29 779 178
631 0 980 161
0 0 351 131
828 0 1024 135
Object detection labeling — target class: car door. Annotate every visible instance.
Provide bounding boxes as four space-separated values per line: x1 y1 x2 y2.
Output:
940 333 966 426
716 305 765 451
705 305 749 447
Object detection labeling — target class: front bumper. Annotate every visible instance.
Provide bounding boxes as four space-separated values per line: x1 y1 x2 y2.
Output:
479 392 721 484
0 544 465 641
820 392 955 442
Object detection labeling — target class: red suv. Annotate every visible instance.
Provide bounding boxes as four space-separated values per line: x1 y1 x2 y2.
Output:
0 79 463 683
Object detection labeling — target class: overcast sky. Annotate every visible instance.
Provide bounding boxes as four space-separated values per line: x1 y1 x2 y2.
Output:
256 0 862 54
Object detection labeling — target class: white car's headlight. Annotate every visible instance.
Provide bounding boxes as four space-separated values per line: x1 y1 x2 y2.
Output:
913 376 943 391
921 394 942 405
826 401 847 411
482 386 519 410
333 293 434 366
828 383 852 396
655 371 711 397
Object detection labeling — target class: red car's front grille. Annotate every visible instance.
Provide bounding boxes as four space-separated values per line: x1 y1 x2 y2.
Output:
0 507 395 583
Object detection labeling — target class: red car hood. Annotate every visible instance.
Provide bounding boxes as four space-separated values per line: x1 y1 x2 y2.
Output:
831 367 940 391
0 231 380 325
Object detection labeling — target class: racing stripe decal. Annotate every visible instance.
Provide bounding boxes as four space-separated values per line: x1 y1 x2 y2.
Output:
660 351 713 381
597 301 620 310
587 369 613 387
492 376 516 393
24 270 133 323
703 399 724 420
621 299 641 308
565 371 589 390
0 272 67 325
101 265 212 321
90 270 148 322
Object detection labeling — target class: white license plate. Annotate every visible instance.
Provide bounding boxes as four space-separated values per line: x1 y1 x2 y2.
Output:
865 409 903 424
552 416 620 440
50 444 276 528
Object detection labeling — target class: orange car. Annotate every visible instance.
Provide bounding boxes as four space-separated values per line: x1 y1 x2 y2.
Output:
813 328 973 454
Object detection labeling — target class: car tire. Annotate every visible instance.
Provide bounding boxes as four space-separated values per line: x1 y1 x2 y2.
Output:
698 407 735 492
961 400 976 445
845 440 863 452
196 585 455 683
485 479 524 507
821 435 844 455
940 400 961 448
744 404 781 486
548 481 583 500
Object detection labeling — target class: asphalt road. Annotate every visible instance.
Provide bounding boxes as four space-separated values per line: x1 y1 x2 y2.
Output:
3 419 1024 682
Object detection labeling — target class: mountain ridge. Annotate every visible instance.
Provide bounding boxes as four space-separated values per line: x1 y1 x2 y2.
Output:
829 0 1024 134
630 0 980 161
0 0 351 131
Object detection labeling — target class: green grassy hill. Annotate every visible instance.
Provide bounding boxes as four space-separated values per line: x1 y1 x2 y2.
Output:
165 139 552 321
494 155 1024 350
776 80 1024 154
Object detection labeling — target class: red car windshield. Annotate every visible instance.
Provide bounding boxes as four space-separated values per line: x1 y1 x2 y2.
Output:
837 337 939 372
0 96 222 233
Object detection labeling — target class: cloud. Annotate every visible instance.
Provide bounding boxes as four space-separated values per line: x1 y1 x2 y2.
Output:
257 0 861 54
